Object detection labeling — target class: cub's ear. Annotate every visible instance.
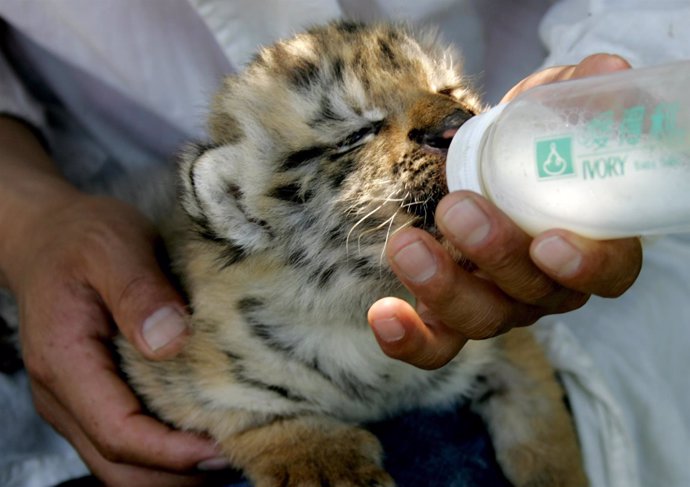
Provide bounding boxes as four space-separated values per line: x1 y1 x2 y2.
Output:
178 143 273 256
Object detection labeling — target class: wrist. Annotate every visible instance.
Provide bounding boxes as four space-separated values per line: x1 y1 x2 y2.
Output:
0 178 82 289
0 117 83 290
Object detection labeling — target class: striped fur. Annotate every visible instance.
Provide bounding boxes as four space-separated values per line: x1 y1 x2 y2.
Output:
118 22 587 487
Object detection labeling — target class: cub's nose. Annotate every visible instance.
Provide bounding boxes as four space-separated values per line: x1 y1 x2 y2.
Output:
408 108 474 152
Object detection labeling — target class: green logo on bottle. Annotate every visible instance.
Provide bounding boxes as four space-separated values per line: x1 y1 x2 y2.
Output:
536 137 575 179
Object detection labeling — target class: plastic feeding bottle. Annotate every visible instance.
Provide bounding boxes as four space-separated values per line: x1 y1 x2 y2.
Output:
446 61 690 239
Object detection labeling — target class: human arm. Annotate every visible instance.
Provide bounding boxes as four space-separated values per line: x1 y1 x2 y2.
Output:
0 116 225 485
368 54 643 369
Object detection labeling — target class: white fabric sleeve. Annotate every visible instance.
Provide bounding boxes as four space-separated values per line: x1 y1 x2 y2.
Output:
0 46 45 128
539 0 690 68
535 4 690 487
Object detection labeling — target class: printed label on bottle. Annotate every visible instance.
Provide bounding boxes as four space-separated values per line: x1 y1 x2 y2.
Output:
533 101 687 182
535 137 575 179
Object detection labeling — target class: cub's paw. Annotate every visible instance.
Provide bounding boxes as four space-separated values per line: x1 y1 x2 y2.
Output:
497 446 588 487
225 417 395 487
250 452 394 487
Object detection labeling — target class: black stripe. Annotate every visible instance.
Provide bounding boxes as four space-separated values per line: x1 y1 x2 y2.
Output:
234 367 307 403
219 341 307 403
326 226 346 246
349 256 379 279
312 265 338 287
385 26 403 42
328 154 357 189
289 59 320 89
239 296 377 402
336 20 366 34
378 38 402 70
187 216 248 268
183 142 230 245
226 182 243 200
310 96 346 129
470 373 501 405
188 214 221 242
331 57 345 83
378 39 396 63
228 184 273 235
223 182 274 236
287 249 310 267
238 297 264 315
281 146 328 171
186 148 205 214
239 298 298 357
310 356 377 403
268 182 313 204
215 244 248 269
221 349 242 362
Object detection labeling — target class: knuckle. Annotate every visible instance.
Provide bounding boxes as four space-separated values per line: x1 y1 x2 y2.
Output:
477 249 563 306
93 431 128 464
460 306 512 340
23 354 54 385
597 277 632 298
561 292 591 311
116 274 152 310
382 334 455 370
473 301 545 338
31 396 54 423
517 275 564 306
79 218 121 255
474 238 517 270
589 239 641 298
407 349 453 370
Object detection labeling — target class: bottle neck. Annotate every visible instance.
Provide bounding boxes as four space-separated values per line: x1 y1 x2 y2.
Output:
446 103 507 194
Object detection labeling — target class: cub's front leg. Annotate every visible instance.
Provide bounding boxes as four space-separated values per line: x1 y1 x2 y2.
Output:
221 415 395 487
473 328 589 487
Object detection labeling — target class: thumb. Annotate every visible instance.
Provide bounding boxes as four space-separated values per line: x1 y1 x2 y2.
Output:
89 235 191 360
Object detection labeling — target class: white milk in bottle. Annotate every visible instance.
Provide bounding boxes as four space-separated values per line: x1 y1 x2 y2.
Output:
447 61 690 239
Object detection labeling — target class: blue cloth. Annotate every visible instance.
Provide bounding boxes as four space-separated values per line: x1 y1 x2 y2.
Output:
369 406 511 487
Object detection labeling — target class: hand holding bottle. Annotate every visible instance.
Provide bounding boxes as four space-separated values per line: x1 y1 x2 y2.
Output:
368 54 643 369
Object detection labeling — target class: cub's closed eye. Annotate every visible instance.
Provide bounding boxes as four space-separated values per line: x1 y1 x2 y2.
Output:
335 121 384 154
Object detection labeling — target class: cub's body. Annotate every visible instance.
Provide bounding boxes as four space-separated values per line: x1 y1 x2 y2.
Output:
119 22 587 487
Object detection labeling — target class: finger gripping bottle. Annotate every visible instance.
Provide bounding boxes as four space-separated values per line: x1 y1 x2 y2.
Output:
447 61 690 239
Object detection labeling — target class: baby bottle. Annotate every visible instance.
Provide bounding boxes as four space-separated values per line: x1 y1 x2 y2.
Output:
446 61 690 239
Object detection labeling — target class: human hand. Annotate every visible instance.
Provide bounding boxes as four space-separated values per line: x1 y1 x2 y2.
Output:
368 54 643 369
4 191 227 485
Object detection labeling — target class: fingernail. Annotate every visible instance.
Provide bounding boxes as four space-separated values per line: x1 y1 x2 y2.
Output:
196 456 231 471
532 236 582 277
392 240 437 283
372 316 406 342
142 306 187 352
441 198 491 246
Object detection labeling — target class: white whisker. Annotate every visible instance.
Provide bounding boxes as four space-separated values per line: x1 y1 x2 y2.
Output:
358 212 396 250
390 218 415 237
345 188 401 258
379 209 401 269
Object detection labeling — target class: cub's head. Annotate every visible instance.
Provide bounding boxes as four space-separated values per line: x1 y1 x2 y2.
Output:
180 21 481 289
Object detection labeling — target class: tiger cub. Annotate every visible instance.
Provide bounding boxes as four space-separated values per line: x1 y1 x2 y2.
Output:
118 21 588 487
